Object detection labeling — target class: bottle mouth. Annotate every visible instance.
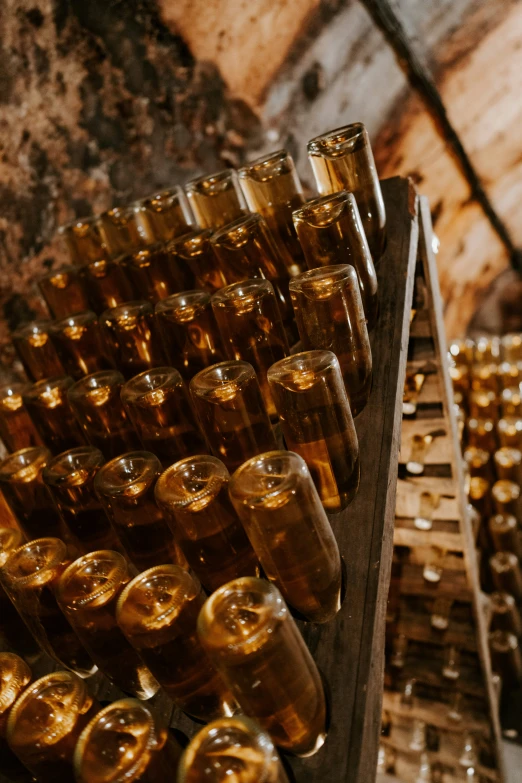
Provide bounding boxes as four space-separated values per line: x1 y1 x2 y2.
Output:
492 551 518 571
94 452 161 498
308 122 367 158
23 376 74 408
101 300 152 326
0 382 28 411
155 291 210 322
179 716 275 783
12 320 53 340
116 565 197 635
2 537 67 589
74 699 156 783
68 370 124 403
210 213 262 250
211 279 272 310
58 215 100 236
289 264 353 299
101 206 136 227
238 149 293 182
267 349 338 392
167 229 213 259
186 169 237 196
43 446 105 488
121 367 183 405
197 577 286 656
190 360 255 400
57 550 128 610
155 455 229 512
41 265 75 284
0 653 32 716
52 311 98 334
229 450 305 510
292 190 355 228
7 671 89 750
0 446 51 484
139 185 184 212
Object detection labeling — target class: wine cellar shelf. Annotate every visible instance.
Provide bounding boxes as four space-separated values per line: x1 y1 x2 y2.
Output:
382 198 505 783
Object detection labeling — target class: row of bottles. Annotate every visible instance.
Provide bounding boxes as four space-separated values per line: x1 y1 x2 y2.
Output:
450 333 522 691
0 651 289 783
0 122 389 783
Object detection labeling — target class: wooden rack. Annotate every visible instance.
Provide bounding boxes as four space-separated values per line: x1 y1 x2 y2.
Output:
381 199 505 783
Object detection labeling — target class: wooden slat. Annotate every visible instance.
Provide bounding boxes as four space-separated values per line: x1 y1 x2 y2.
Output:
400 418 452 465
395 611 477 652
396 478 459 520
382 691 492 735
288 178 418 783
393 525 463 551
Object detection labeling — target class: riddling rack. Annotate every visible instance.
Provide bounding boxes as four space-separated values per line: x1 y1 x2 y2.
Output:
380 199 505 783
2 177 418 783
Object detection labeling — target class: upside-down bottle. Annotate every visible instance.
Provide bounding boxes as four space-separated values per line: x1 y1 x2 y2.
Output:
198 577 326 756
23 376 86 454
185 169 247 230
38 266 90 319
116 565 236 721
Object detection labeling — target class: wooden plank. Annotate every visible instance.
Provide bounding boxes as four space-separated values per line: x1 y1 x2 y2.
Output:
393 525 463 551
395 611 477 652
288 178 418 783
382 691 492 735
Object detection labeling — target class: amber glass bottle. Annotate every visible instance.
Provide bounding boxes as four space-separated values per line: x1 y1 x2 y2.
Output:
134 186 193 244
0 382 42 453
117 565 236 721
198 577 327 756
23 376 86 454
12 320 64 382
167 229 228 292
185 169 247 230
50 311 113 379
38 266 90 319
100 301 166 379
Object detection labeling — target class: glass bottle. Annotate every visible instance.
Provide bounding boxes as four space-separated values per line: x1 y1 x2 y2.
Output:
1 538 96 677
490 592 522 636
229 450 342 623
468 476 492 523
307 123 386 261
501 333 522 362
212 279 289 418
38 266 90 319
198 577 326 756
179 715 289 783
470 363 499 394
0 653 32 744
431 597 453 630
120 245 194 304
155 455 260 592
185 169 247 230
390 634 408 668
447 353 470 398
117 565 236 720
238 149 306 278
489 630 522 686
442 645 461 680
0 528 41 660
79 256 135 313
448 338 475 365
43 447 118 554
167 229 228 293
67 370 140 458
468 389 499 422
23 376 86 454
289 264 372 416
94 451 184 572
292 191 378 330
498 416 522 449
494 447 522 483
209 213 295 343
488 514 520 556
414 491 440 531
98 206 143 258
57 550 158 699
498 366 522 393
466 418 497 452
121 367 206 468
490 552 522 601
100 301 166 379
474 335 501 365
0 382 42 453
74 698 183 783
408 719 426 752
50 311 113 379
0 447 62 540
58 216 106 266
134 186 193 244
491 480 520 517
189 361 276 472
12 320 64 382
267 349 359 511
156 291 225 379
6 670 99 783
